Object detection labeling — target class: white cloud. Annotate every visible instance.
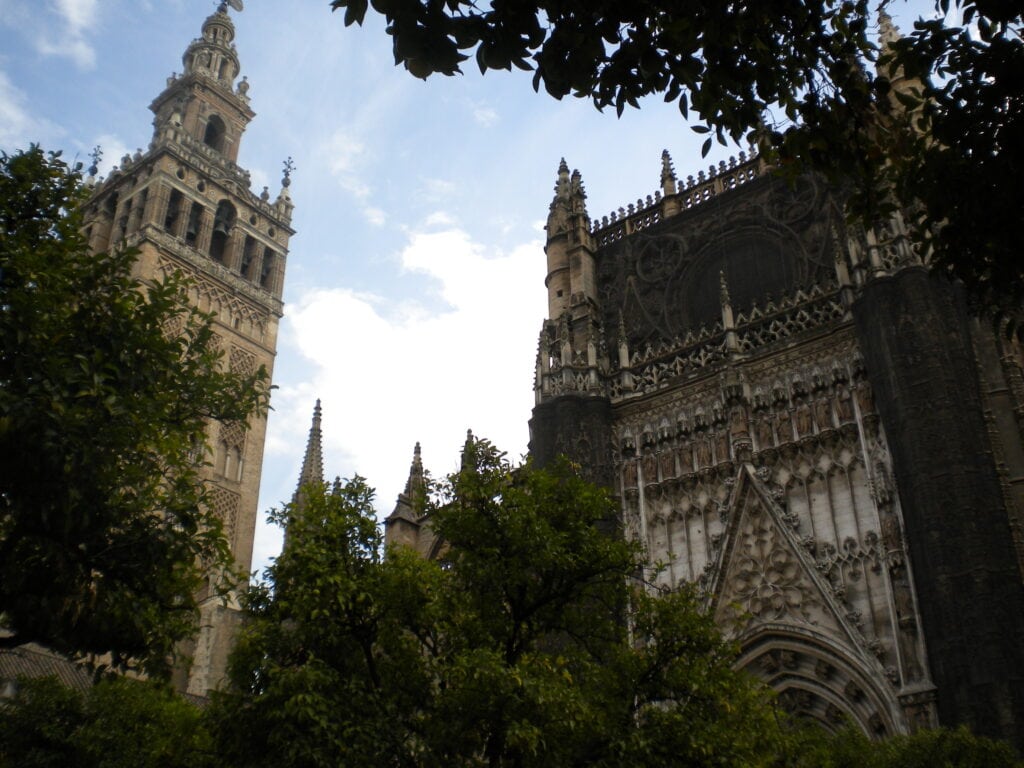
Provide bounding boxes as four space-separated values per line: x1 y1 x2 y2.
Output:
420 177 456 201
0 70 62 148
273 226 547 538
91 133 131 177
424 210 456 228
364 206 386 226
33 0 99 69
322 127 378 206
54 0 98 34
473 105 498 127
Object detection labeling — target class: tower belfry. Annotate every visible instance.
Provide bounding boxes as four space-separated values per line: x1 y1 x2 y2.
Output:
82 3 294 694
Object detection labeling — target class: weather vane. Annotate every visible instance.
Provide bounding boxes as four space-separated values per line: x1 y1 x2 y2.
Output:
88 146 103 177
282 157 295 188
218 0 244 12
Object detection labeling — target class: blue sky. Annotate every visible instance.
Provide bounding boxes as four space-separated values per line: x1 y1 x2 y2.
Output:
0 0 935 573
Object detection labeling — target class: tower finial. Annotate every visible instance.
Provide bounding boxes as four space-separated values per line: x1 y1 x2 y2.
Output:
87 145 102 179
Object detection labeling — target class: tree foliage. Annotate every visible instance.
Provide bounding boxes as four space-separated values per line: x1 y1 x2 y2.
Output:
328 0 1024 307
783 722 1023 767
0 676 216 768
211 439 784 767
0 147 270 675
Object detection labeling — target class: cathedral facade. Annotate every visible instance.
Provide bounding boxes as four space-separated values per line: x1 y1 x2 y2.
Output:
527 149 1024 747
81 3 293 695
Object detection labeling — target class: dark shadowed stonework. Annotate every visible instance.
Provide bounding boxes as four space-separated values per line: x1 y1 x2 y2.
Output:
525 149 1024 749
853 269 1024 744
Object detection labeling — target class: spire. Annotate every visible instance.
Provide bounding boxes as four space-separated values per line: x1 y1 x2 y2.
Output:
293 399 325 504
719 270 732 309
546 159 573 238
388 442 425 523
720 272 739 356
460 429 476 470
661 149 678 196
878 5 901 50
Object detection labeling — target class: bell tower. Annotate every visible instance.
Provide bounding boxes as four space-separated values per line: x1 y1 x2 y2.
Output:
81 2 295 694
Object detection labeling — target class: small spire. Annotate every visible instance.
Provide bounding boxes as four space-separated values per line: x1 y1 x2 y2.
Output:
389 442 426 523
661 149 678 196
404 442 423 496
719 270 732 307
293 399 325 504
552 158 571 201
878 4 901 48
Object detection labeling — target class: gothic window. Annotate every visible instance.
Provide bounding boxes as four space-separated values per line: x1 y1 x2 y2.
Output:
203 115 227 153
209 200 237 263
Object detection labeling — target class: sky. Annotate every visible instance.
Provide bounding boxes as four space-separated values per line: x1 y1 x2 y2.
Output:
0 0 936 576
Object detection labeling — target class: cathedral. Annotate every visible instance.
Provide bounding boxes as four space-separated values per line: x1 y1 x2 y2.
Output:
79 3 293 694
523 144 1024 745
366 30 1024 748
8 0 1019 751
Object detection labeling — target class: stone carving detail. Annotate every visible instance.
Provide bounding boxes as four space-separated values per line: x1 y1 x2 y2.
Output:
721 504 818 628
229 345 256 377
219 419 246 450
208 485 239 539
156 253 270 341
597 174 838 349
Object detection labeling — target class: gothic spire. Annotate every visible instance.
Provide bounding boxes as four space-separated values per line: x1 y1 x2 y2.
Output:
293 399 325 504
878 5 901 50
661 149 678 196
389 442 425 523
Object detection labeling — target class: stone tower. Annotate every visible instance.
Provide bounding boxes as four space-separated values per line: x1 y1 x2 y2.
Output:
81 3 294 694
529 148 1024 747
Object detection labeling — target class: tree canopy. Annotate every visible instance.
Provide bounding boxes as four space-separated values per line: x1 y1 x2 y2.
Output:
328 0 1024 308
210 440 785 767
0 676 216 768
0 147 270 675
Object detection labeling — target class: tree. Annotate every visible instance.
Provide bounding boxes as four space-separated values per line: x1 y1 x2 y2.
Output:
0 676 217 768
782 722 1024 767
328 0 1024 307
0 147 270 675
210 439 784 767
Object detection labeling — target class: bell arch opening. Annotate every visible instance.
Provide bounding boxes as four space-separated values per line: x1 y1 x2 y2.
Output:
203 114 228 153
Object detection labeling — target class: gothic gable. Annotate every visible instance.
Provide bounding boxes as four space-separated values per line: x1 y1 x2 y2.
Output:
709 466 864 653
